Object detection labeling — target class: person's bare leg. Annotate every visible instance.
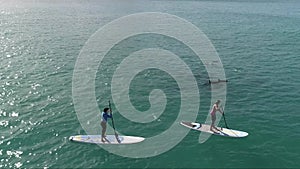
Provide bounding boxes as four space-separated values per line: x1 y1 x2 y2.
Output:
101 122 106 142
210 119 216 132
210 124 214 132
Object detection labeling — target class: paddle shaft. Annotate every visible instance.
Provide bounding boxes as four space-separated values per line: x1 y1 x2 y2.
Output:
223 113 229 128
108 100 121 143
108 100 117 131
221 107 229 129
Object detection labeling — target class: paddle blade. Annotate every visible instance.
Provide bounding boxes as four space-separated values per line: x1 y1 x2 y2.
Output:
115 132 121 143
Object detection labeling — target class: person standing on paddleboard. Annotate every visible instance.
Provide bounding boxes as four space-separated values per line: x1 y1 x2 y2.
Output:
210 100 223 133
101 108 112 142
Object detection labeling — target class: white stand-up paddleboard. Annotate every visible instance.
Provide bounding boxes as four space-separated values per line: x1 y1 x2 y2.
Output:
180 121 248 138
69 135 145 144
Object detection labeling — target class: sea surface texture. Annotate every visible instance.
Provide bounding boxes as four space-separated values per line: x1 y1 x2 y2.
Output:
1 0 300 168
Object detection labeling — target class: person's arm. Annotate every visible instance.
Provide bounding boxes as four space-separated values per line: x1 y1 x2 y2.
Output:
218 106 224 114
103 113 112 121
107 113 112 118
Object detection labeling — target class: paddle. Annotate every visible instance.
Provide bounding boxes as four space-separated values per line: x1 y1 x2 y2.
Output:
108 100 121 143
220 106 229 129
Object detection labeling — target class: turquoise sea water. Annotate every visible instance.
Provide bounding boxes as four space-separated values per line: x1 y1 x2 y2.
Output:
1 0 300 168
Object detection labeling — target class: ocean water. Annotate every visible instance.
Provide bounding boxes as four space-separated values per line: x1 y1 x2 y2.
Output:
1 0 300 168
